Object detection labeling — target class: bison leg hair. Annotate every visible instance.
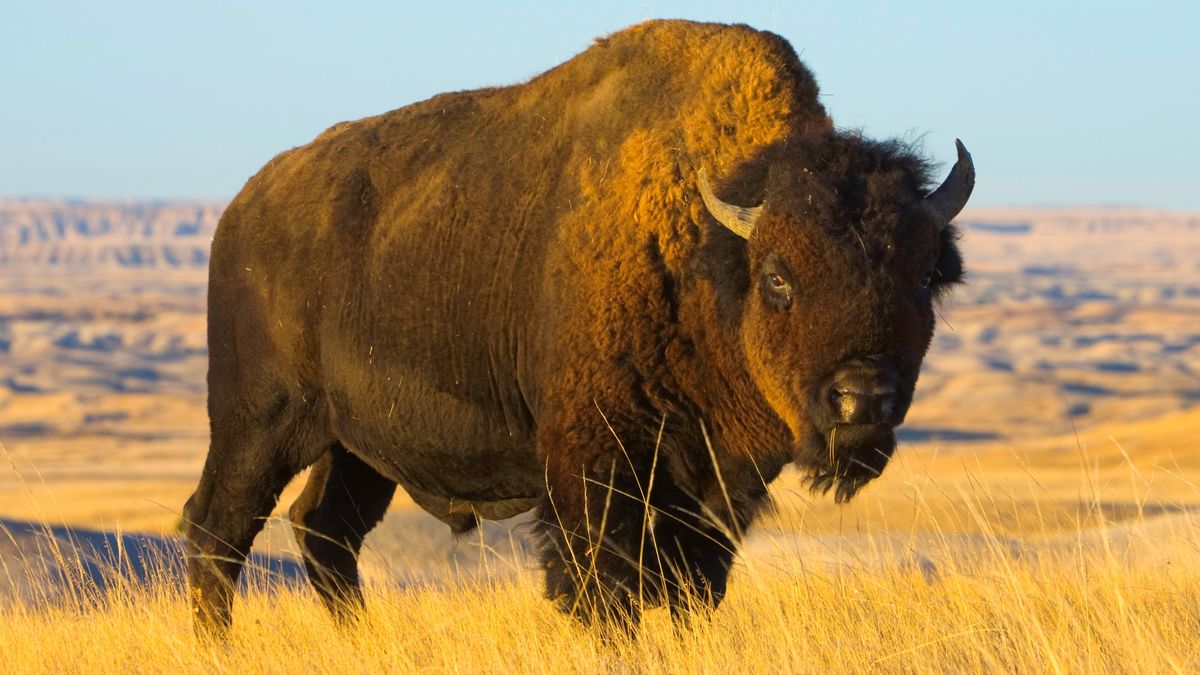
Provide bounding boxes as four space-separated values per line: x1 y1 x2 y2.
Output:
288 442 396 618
536 423 665 626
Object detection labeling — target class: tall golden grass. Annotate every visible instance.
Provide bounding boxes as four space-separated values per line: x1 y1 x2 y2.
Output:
3 424 1200 673
3 522 1199 673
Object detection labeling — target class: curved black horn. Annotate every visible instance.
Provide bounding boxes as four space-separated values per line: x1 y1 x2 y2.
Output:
698 169 762 240
925 139 975 222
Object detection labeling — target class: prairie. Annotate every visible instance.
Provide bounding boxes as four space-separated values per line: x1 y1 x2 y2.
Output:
4 414 1200 673
1 201 1199 672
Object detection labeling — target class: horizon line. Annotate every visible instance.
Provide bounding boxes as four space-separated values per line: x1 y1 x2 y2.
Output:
2 195 1198 215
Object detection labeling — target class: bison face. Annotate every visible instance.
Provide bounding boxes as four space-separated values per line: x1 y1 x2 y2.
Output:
698 137 973 501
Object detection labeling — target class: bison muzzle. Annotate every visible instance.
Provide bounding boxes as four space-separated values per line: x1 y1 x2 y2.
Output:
183 19 974 636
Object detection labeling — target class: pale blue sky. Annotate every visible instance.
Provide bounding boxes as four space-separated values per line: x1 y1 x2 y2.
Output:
1 1 1196 208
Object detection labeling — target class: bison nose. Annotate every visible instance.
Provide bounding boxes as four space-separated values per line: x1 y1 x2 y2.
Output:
829 384 899 425
821 357 904 426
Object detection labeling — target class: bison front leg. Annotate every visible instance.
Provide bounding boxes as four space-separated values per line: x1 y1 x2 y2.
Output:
536 422 662 627
650 486 737 616
651 473 768 618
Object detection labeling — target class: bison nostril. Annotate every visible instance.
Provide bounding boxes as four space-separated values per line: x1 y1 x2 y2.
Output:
828 388 844 408
877 388 899 419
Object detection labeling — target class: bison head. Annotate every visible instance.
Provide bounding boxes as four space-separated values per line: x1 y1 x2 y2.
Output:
696 135 973 502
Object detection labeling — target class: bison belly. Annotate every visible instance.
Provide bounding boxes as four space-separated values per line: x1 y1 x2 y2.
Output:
321 357 544 529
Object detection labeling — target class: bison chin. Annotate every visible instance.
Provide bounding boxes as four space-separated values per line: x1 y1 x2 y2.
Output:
802 423 896 503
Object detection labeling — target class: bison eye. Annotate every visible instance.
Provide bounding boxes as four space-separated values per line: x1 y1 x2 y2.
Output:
760 252 793 311
917 253 937 298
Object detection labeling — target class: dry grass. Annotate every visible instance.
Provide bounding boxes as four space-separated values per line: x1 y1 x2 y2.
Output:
3 518 1200 673
4 417 1200 674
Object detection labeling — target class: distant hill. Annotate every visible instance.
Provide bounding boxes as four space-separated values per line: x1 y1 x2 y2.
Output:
0 199 224 269
960 206 1200 235
4 200 1198 272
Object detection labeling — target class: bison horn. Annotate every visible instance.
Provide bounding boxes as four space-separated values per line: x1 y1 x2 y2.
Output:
924 139 975 222
698 168 763 240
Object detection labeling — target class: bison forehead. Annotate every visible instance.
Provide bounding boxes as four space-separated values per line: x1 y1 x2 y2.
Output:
757 205 939 283
751 135 940 253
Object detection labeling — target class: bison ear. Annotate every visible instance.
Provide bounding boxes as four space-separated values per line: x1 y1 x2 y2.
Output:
690 218 751 316
932 223 965 296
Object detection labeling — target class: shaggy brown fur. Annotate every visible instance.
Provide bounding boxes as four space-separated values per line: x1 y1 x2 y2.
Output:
184 19 970 635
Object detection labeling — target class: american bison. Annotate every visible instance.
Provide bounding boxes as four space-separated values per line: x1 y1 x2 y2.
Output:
185 19 973 634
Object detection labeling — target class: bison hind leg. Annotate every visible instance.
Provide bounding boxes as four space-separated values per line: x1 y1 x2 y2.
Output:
289 442 396 618
184 406 326 639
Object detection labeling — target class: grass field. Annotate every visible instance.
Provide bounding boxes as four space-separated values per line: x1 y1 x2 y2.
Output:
3 410 1199 673
4 538 1199 673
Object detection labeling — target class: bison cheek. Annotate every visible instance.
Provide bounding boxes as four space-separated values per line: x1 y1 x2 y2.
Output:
738 313 812 443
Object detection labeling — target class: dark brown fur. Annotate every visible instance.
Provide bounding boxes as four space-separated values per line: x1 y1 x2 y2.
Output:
184 19 966 634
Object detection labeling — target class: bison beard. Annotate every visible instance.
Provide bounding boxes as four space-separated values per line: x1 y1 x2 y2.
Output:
183 19 972 636
810 424 896 503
